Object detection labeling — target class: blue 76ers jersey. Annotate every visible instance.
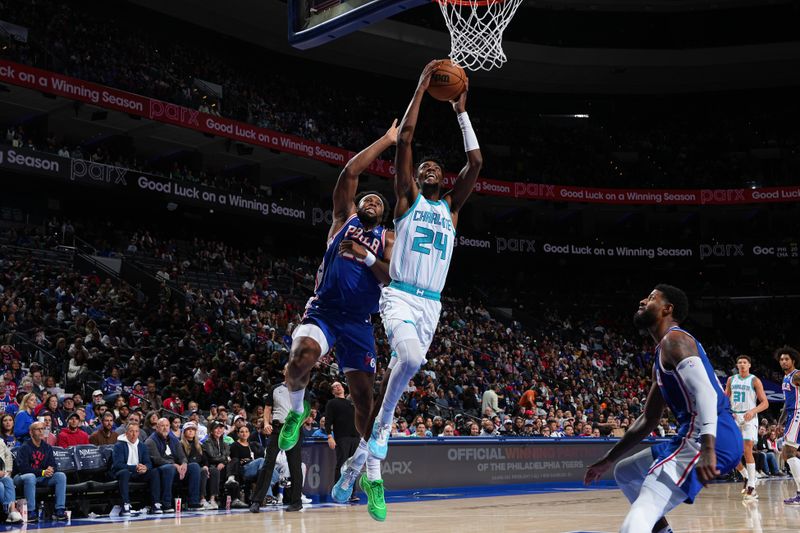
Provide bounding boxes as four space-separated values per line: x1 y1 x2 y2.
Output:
308 213 386 318
784 369 799 417
654 326 732 439
390 194 455 294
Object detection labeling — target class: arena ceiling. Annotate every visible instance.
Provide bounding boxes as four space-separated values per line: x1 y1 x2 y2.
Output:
125 0 800 93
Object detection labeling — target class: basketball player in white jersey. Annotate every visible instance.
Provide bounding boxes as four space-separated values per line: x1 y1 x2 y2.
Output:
725 355 769 501
336 59 482 521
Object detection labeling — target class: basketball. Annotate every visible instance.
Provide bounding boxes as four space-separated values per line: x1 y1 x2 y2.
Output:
427 60 468 102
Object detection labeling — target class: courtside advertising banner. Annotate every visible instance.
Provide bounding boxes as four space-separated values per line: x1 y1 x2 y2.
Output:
301 439 660 495
0 146 67 179
453 235 799 260
2 59 800 206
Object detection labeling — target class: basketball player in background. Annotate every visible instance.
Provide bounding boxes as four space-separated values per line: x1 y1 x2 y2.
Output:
335 59 482 522
775 346 800 505
725 354 769 501
585 285 742 533
276 123 396 457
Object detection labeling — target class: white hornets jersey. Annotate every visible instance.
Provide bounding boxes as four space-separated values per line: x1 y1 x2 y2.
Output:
390 194 455 296
730 374 757 413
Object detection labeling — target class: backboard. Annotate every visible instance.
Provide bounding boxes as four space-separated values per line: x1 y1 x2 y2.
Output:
288 0 428 49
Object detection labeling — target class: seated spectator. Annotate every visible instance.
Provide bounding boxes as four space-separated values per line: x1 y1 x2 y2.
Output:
145 417 202 512
128 381 145 409
13 393 38 443
120 411 148 441
57 395 76 427
89 412 118 446
201 421 228 510
0 436 20 524
183 410 207 441
38 412 58 446
226 415 248 440
142 411 159 436
480 418 498 437
56 412 90 447
0 383 18 416
169 416 182 438
180 422 214 510
112 421 159 516
102 367 123 401
411 422 431 438
228 425 264 498
0 415 16 448
13 422 67 522
162 390 183 414
85 390 105 422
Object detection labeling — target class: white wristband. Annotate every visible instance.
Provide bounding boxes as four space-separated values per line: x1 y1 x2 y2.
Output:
457 112 479 152
363 251 376 267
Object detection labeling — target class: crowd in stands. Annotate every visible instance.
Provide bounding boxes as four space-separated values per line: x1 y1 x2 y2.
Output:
2 0 800 189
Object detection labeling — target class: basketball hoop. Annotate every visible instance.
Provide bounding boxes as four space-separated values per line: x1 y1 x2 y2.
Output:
435 0 523 71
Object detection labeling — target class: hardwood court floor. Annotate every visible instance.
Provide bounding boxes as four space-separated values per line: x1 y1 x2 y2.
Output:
24 478 800 533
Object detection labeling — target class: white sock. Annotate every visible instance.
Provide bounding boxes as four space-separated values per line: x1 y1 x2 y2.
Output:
289 388 306 414
788 457 800 492
366 456 381 482
738 464 748 480
746 462 757 489
349 439 369 471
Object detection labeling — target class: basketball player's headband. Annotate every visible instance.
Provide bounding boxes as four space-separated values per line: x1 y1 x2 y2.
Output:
358 193 385 212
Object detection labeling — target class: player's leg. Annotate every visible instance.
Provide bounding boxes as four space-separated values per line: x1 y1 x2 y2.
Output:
279 320 333 450
614 449 656 504
742 426 758 500
782 441 800 504
330 325 378 503
371 292 437 458
620 473 685 533
331 365 391 504
370 320 425 456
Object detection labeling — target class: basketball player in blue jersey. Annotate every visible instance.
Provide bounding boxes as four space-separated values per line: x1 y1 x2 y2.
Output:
724 355 769 501
775 345 800 505
335 59 482 522
276 122 397 457
584 284 742 533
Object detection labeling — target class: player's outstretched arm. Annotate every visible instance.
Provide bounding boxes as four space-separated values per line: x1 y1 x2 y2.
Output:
330 120 398 236
584 375 665 485
394 60 442 219
445 84 483 226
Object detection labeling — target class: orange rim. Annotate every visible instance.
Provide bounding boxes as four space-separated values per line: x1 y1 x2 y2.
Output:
434 0 506 6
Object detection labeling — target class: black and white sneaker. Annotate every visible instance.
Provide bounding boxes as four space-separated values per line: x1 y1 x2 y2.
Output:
153 503 164 514
121 503 132 516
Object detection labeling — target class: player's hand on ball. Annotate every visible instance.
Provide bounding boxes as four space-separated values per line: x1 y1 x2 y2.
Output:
339 239 368 260
451 79 468 114
584 457 613 485
417 59 444 91
696 447 719 486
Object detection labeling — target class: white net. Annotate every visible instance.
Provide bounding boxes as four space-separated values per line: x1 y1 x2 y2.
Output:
436 0 523 71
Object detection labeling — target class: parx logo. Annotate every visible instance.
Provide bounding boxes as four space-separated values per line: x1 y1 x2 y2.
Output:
381 461 412 475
